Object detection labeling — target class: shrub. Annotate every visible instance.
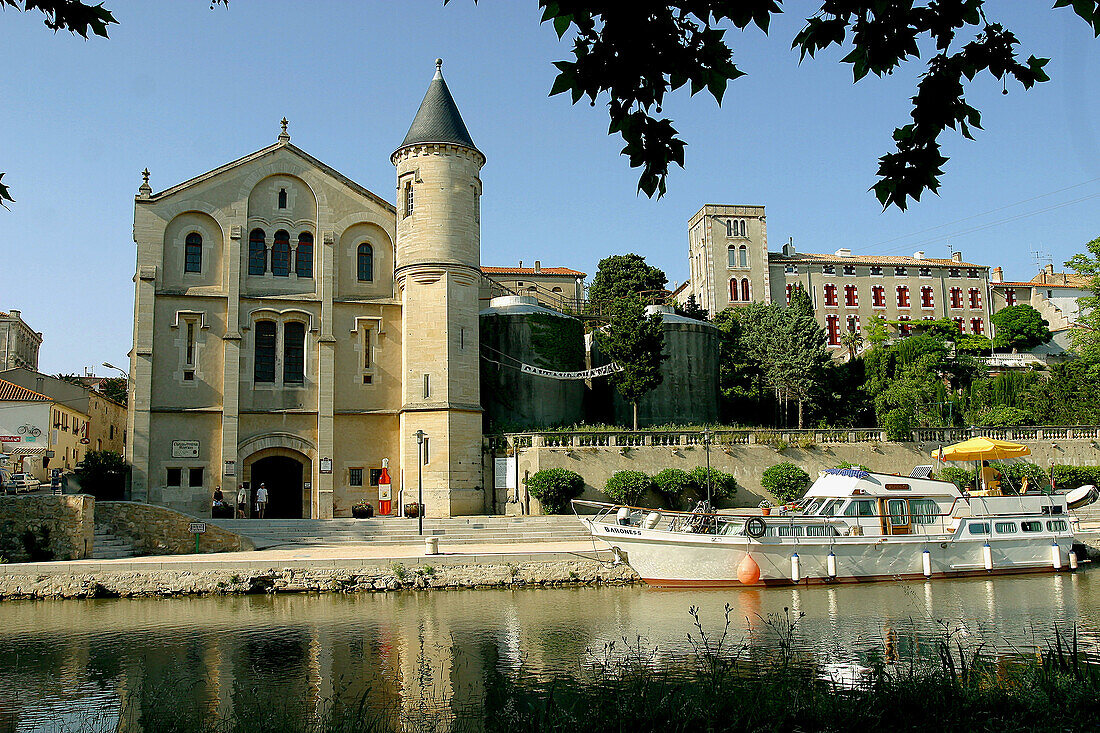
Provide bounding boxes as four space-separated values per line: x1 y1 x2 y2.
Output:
761 462 812 503
73 450 129 500
688 467 738 502
999 461 1049 492
971 406 1033 427
835 461 869 471
526 468 586 514
652 468 696 509
882 408 912 442
938 466 974 490
604 470 655 506
1051 464 1100 491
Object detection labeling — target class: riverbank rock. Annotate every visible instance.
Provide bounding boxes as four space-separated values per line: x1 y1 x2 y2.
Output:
0 560 639 600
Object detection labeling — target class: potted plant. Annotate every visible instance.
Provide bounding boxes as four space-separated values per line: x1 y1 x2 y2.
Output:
758 499 773 516
352 500 374 519
403 502 421 518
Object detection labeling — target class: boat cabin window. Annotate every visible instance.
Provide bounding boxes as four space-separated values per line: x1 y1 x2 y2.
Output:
844 499 876 517
1020 521 1043 533
778 525 804 537
994 522 1018 534
910 498 940 525
1047 520 1068 532
968 522 990 534
818 499 843 516
802 499 822 514
805 525 837 537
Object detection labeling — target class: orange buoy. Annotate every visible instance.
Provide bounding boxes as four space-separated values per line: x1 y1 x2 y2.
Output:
737 554 761 585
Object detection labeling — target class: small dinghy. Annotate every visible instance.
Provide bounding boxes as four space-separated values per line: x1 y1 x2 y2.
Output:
1066 484 1098 510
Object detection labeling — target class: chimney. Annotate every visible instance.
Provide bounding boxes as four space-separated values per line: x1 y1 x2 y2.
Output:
782 237 796 256
534 260 541 272
1045 263 1054 276
835 248 852 257
991 266 1003 283
518 260 523 268
913 250 925 260
951 251 962 262
9 309 20 320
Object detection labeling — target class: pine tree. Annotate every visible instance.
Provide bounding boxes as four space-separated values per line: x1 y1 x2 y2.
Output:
595 295 667 429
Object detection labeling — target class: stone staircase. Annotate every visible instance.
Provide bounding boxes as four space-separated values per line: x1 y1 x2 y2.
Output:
92 526 137 560
208 515 593 549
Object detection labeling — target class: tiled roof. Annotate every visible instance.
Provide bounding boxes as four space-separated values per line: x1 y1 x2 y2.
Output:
481 267 586 277
1030 272 1090 288
770 252 985 268
0 378 50 402
398 62 478 152
992 281 1035 288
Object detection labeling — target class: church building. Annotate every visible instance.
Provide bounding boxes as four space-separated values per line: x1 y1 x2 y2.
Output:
128 61 489 519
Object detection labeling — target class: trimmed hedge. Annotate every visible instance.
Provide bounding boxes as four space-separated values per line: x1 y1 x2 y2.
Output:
526 468 586 514
688 467 738 501
652 468 696 509
604 471 655 506
761 462 812 503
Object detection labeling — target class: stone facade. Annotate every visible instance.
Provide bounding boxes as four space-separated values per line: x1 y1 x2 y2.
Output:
479 264 586 309
129 64 496 519
96 501 254 554
0 494 94 562
682 204 993 355
0 309 42 371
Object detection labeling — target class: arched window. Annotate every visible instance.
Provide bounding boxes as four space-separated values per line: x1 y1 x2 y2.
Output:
296 232 313 278
254 321 276 383
283 322 305 384
824 283 838 307
740 220 747 237
897 285 910 308
551 286 563 294
920 285 935 309
739 245 748 268
248 229 266 275
357 243 374 282
727 246 736 268
278 188 287 209
271 230 290 277
729 278 739 302
741 278 750 301
184 232 202 273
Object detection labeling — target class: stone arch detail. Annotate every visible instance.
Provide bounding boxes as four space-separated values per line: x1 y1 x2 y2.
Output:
238 432 317 461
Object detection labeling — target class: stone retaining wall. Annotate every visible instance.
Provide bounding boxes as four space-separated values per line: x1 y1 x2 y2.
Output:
96 502 255 555
0 495 94 562
0 560 638 600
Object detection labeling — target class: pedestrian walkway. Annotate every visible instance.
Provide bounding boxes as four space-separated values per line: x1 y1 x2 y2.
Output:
5 539 610 575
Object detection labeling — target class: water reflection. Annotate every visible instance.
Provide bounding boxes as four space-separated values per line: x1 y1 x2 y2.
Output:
0 571 1097 730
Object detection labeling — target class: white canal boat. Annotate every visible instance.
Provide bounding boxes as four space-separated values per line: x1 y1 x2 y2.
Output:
576 467 1086 587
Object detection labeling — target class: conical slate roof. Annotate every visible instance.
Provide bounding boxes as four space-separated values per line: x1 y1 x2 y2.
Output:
398 60 478 151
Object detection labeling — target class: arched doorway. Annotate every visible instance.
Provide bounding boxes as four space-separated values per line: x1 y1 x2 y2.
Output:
250 455 305 519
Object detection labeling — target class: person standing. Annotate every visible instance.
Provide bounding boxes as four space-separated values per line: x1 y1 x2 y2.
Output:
256 482 269 519
236 484 248 518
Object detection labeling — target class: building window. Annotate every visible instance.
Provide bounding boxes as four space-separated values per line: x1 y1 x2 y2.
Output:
967 268 980 278
949 267 960 277
740 278 750 301
248 229 266 275
185 321 195 366
846 315 860 334
271 230 291 277
949 287 963 309
920 286 934 309
254 321 277 383
822 264 835 275
278 188 287 209
898 315 912 335
784 264 798 275
423 373 431 399
422 437 430 464
971 318 984 335
725 219 733 237
357 243 374 282
918 267 931 278
404 181 414 217
739 245 748 268
897 285 910 308
843 265 856 276
870 266 883 277
296 232 313 278
953 317 964 333
844 284 858 307
166 468 182 487
729 279 739 302
189 467 204 488
872 285 885 308
184 232 202 273
824 283 838 307
968 288 982 309
284 321 305 384
826 314 841 346
349 468 363 486
894 267 907 277
728 246 736 268
1006 288 1017 306
362 329 372 368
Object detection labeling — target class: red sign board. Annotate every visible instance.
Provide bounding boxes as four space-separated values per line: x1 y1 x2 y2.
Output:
0 436 21 443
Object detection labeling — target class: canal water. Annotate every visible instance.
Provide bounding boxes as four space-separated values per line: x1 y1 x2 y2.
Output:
2 571 1099 731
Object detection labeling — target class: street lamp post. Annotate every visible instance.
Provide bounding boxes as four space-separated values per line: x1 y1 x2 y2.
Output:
415 430 426 535
102 362 129 380
703 427 712 509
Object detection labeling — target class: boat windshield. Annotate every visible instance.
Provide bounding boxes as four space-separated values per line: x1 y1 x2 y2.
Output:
818 499 843 516
802 499 822 514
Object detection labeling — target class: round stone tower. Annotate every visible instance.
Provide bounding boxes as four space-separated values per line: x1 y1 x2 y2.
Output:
392 59 486 516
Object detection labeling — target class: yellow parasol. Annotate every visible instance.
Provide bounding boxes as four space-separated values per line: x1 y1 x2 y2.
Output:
932 436 1031 462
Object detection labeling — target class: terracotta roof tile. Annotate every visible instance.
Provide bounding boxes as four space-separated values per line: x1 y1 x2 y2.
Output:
0 378 51 402
992 282 1035 288
770 252 986 268
481 267 586 277
1029 272 1090 288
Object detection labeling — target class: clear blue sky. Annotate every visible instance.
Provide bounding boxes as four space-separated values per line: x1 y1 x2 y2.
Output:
1 1 1098 374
